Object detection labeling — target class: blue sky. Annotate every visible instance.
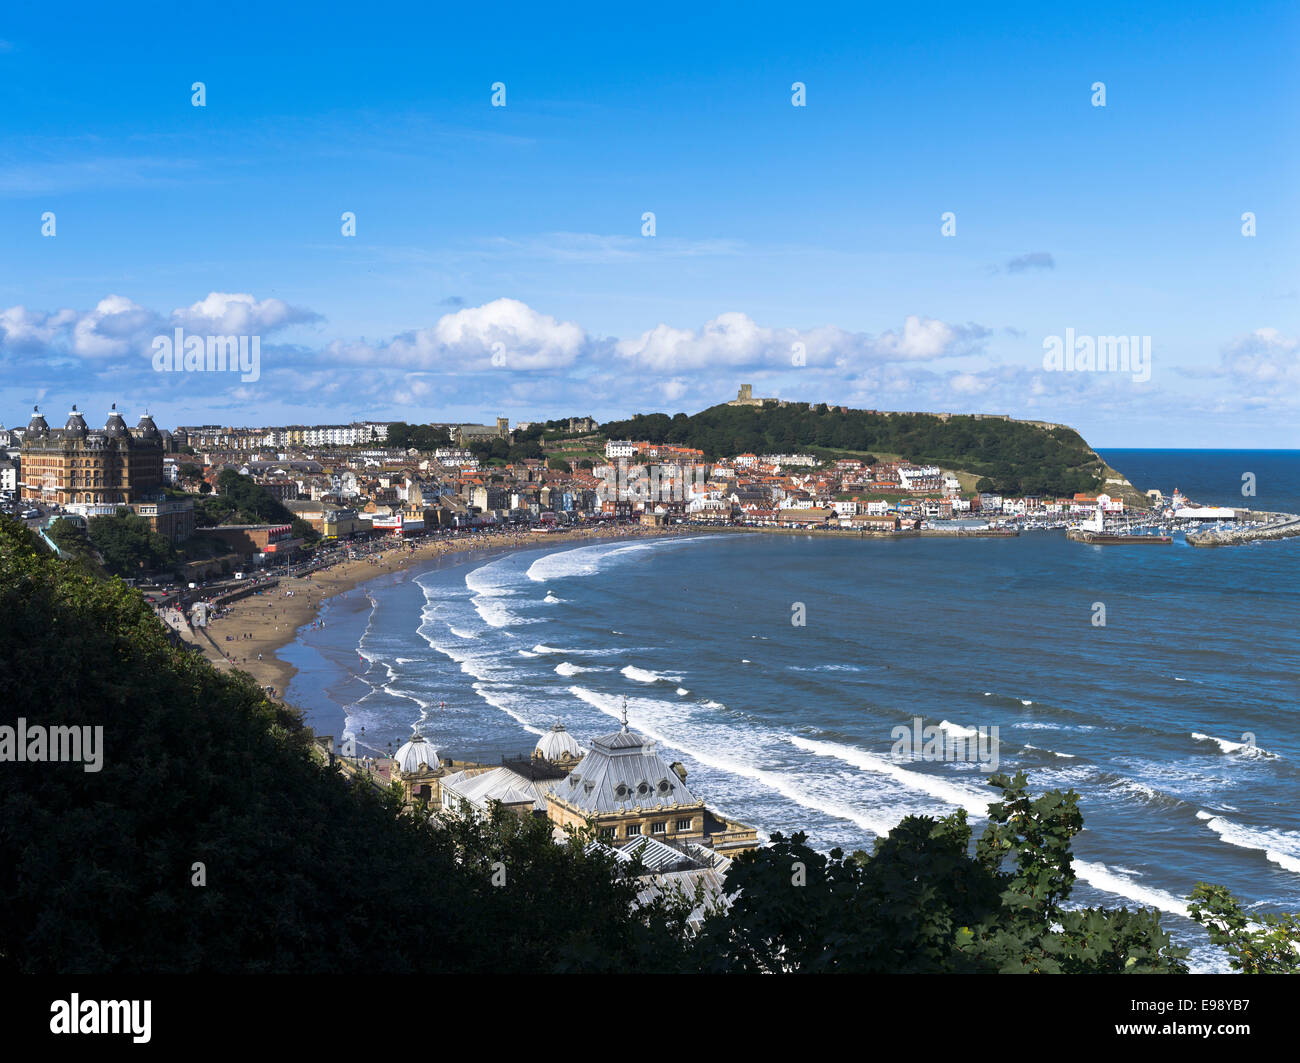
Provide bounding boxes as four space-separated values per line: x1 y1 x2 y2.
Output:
1 1 1296 446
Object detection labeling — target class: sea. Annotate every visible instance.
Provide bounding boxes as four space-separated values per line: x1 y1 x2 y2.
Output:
282 449 1300 971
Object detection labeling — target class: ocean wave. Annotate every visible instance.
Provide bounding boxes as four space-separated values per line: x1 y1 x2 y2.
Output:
1110 777 1174 806
1071 860 1191 918
1191 732 1276 758
621 665 682 684
1022 744 1077 759
789 735 995 818
383 685 436 711
676 687 690 696
525 537 709 583
532 643 609 656
464 560 532 628
471 682 545 736
555 661 600 677
1197 811 1300 875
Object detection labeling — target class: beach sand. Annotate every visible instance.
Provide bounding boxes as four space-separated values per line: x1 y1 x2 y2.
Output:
180 524 685 703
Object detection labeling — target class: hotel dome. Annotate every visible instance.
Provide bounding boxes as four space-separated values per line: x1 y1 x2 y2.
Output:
64 404 88 437
104 404 129 438
393 732 439 774
535 721 583 762
136 411 161 441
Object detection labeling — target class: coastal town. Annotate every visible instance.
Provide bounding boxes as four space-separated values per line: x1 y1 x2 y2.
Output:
1 388 1273 565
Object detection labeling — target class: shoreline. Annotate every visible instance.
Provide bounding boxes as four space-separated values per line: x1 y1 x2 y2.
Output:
180 523 695 704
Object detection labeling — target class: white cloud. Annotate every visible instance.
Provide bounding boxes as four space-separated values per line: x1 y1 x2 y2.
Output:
0 290 318 368
1217 327 1299 387
615 312 990 371
0 305 79 352
72 296 157 358
327 297 588 371
171 292 320 334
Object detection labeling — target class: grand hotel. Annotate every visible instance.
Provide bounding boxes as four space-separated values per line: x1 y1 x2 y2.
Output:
20 404 193 543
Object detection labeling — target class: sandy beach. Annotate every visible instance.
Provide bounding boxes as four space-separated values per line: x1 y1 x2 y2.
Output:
181 523 687 704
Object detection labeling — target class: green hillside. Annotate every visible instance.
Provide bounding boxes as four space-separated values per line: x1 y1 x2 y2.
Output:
601 403 1121 499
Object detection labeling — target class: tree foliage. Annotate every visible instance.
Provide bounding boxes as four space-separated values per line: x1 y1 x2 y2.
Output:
469 423 545 465
692 772 1189 973
208 469 294 525
1188 883 1300 974
601 403 1106 497
385 422 451 452
86 510 175 577
46 517 91 557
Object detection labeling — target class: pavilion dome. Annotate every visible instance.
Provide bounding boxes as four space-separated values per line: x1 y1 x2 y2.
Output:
26 406 49 437
393 732 440 774
535 721 583 761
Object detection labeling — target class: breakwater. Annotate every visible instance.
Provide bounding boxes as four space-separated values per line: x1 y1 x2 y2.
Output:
1187 512 1300 547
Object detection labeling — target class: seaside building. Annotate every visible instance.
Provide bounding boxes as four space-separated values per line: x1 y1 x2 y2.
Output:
545 706 758 855
391 728 445 806
192 523 303 559
440 758 569 819
21 404 165 506
405 705 756 860
20 404 195 543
